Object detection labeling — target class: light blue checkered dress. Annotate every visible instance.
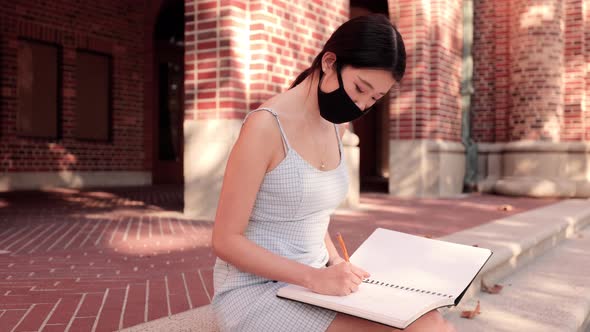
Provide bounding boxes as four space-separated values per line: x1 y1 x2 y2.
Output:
212 108 349 331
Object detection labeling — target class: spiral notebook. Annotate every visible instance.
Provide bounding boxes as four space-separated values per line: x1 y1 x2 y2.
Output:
277 228 493 329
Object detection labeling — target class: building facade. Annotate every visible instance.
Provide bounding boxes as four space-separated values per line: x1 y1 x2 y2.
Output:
1 0 589 220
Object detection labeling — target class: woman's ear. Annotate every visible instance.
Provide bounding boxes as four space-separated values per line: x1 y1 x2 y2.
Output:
321 52 337 74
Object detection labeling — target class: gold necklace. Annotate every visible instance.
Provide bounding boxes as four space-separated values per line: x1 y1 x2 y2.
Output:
313 126 329 170
302 104 329 170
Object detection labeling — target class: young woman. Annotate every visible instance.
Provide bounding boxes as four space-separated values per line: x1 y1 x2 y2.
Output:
212 14 457 332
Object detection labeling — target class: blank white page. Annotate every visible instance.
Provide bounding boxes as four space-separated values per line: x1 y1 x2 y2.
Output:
349 228 492 298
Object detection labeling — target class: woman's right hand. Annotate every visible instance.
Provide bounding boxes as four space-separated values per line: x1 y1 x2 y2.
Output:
308 262 370 296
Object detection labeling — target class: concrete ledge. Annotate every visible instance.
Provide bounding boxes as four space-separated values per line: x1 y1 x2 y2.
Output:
119 304 218 332
445 225 590 331
122 200 590 332
389 139 466 197
440 199 590 302
0 171 151 192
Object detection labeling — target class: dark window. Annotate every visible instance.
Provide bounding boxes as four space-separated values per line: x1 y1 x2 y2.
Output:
17 40 60 138
76 50 112 141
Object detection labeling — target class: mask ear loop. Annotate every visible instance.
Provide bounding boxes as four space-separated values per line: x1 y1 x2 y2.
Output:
318 61 327 92
335 62 345 88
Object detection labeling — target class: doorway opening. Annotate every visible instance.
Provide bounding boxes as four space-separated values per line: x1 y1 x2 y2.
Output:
153 0 185 184
350 0 391 192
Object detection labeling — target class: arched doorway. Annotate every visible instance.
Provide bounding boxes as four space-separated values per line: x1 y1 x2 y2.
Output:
350 0 391 192
153 0 184 184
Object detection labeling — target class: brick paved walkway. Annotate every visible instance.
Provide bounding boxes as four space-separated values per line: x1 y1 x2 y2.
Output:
0 186 558 332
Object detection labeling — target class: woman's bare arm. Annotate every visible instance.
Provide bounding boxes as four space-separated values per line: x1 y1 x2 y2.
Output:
323 123 350 267
213 112 368 295
212 111 317 288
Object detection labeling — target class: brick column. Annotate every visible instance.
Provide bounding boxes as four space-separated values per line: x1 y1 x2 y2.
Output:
183 0 349 220
564 0 584 141
183 0 248 220
585 0 590 141
387 0 466 197
475 0 590 198
509 0 564 141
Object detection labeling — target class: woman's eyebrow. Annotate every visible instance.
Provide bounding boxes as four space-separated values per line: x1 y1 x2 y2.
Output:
357 75 386 95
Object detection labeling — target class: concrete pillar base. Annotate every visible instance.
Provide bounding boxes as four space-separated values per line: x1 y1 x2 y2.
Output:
339 130 360 208
494 177 590 198
477 141 590 198
183 120 362 221
389 140 466 197
183 119 242 221
0 171 151 191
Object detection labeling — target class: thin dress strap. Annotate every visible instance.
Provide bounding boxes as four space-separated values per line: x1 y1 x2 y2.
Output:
242 108 291 153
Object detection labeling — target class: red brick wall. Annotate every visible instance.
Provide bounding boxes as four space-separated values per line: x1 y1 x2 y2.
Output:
473 0 588 143
184 0 247 121
184 0 349 122
389 0 463 141
586 2 590 141
248 0 349 110
0 1 147 173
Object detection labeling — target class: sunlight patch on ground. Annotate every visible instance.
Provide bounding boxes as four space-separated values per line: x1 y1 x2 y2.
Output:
109 234 203 255
76 208 188 219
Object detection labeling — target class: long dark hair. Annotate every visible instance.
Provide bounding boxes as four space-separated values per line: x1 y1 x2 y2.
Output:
290 14 406 89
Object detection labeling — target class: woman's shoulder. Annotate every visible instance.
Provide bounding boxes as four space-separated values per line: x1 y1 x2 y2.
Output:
241 108 280 136
241 97 291 145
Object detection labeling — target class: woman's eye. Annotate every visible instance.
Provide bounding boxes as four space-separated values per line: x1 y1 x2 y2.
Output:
355 85 364 93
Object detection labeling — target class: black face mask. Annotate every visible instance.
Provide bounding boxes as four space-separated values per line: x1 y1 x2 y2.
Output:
317 63 370 124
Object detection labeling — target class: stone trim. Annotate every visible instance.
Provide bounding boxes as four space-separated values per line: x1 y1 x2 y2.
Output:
476 141 590 197
389 140 466 197
0 171 151 191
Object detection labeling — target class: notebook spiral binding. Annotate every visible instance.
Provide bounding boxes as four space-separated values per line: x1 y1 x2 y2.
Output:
362 278 453 299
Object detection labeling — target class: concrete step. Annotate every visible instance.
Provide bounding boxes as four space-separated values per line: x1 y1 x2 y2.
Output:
120 199 590 332
439 199 590 302
444 225 590 332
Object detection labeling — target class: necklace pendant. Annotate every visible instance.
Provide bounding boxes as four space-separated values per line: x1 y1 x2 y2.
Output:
320 161 326 170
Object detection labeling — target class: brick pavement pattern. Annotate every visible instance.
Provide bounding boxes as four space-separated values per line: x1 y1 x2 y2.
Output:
0 186 558 332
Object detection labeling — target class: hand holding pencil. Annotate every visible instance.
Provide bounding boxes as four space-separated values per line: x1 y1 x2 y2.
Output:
306 232 370 296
